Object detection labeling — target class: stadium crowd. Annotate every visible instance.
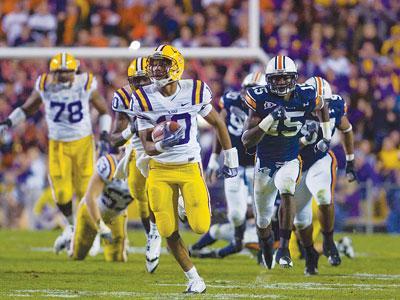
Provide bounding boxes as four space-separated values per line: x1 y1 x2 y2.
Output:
0 0 399 232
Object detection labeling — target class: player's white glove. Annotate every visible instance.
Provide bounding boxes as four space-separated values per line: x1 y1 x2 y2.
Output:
97 219 112 243
0 119 11 137
155 126 185 152
113 144 133 180
206 153 220 184
219 148 239 178
300 121 319 145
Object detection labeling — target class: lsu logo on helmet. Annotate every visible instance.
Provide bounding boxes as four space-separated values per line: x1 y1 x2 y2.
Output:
147 44 184 87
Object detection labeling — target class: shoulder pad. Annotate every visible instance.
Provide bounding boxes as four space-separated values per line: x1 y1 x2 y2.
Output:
36 73 48 92
191 80 212 105
244 86 268 111
96 154 116 181
330 94 346 115
220 90 241 109
132 86 153 112
84 72 97 92
112 87 131 111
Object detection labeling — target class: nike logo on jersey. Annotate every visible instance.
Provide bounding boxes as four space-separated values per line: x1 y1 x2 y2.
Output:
264 101 277 110
181 102 190 107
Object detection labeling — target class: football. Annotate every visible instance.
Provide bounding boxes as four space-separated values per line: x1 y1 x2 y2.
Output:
151 121 181 142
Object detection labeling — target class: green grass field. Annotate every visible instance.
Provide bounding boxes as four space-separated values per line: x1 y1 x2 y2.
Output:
0 230 400 299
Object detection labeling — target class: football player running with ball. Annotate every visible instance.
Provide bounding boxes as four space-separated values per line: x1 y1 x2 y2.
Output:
0 52 112 253
69 153 132 262
131 44 238 293
110 57 161 273
242 55 331 269
294 76 356 275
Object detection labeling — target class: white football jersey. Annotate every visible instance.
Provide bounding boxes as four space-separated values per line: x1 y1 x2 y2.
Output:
35 72 96 141
131 79 213 164
95 154 133 219
111 85 143 152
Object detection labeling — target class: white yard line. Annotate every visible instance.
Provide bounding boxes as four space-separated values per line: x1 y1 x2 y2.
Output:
4 289 283 299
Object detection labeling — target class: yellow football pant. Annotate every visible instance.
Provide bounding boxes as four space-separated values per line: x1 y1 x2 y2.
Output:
71 201 128 262
48 135 95 205
147 160 211 238
128 151 149 219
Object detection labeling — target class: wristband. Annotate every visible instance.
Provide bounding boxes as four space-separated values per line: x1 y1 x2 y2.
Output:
321 121 331 141
9 107 26 126
223 147 239 168
300 136 312 145
341 124 353 133
346 154 354 161
258 115 274 133
121 126 133 140
155 141 165 153
99 114 112 133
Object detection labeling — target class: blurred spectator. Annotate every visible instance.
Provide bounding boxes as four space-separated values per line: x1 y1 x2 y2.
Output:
1 1 29 46
27 1 57 46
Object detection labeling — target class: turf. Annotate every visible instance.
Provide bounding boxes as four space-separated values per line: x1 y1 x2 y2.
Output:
0 230 399 299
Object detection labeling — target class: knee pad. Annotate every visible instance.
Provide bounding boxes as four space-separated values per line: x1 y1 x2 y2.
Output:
276 177 296 195
228 210 246 227
294 218 312 230
315 189 331 205
154 212 176 238
256 216 272 229
189 217 210 235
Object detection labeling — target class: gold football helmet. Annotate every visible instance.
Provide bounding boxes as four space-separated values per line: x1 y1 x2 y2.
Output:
147 44 184 87
49 52 79 72
127 57 151 90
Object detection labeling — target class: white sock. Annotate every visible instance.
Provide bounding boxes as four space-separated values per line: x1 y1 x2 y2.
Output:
150 221 159 236
184 266 200 280
66 215 74 225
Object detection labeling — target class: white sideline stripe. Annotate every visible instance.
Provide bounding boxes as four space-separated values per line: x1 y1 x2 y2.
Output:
5 289 283 299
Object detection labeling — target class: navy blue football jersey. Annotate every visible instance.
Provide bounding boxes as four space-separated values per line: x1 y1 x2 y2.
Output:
300 94 347 171
245 84 318 168
220 90 254 166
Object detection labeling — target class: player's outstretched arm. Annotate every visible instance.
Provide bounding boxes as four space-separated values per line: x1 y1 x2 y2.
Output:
110 111 131 147
84 171 112 241
0 90 42 136
206 108 226 184
338 115 357 182
314 97 331 153
91 90 112 154
203 107 238 178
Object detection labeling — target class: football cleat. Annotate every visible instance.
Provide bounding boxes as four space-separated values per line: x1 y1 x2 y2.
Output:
323 240 342 266
184 277 206 294
54 224 73 254
145 233 162 273
259 235 275 269
304 247 319 276
337 236 355 259
275 247 294 268
88 234 101 257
